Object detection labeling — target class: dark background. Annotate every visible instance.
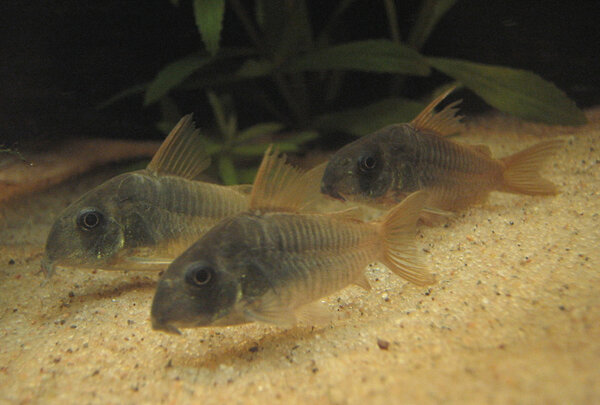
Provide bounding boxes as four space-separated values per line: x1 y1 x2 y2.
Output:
1 0 598 149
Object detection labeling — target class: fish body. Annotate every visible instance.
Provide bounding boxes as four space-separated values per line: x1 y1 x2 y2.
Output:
41 115 250 277
151 148 432 334
320 89 564 212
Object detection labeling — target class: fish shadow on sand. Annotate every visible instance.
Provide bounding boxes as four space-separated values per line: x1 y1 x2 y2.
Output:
171 324 330 370
40 276 158 318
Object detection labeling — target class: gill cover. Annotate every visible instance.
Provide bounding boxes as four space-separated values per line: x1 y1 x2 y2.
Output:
41 114 209 277
42 198 124 277
320 87 464 203
321 137 393 201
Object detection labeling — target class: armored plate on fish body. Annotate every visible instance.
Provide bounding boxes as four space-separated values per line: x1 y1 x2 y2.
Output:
320 88 565 213
41 115 251 278
151 147 433 335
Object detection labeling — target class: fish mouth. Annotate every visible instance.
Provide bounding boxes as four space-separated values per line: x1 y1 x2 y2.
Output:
327 191 346 202
151 317 182 335
320 183 346 202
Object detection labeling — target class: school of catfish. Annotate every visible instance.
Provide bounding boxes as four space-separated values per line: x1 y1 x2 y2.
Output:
41 88 563 336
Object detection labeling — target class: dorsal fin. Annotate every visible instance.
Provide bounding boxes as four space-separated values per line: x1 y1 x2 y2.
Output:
146 114 211 179
249 146 317 211
410 87 465 136
295 161 332 212
471 144 492 157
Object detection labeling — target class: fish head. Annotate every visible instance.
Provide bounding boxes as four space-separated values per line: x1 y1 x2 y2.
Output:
321 135 393 203
42 179 126 277
151 217 249 333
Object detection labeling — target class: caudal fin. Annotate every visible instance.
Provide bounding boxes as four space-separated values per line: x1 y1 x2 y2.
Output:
379 191 435 285
501 139 565 195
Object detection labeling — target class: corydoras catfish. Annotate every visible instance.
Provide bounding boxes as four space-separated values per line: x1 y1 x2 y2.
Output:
41 115 250 278
320 88 565 212
151 147 433 334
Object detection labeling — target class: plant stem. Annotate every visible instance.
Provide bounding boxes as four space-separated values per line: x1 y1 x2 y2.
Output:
246 82 288 122
315 0 359 47
289 72 310 123
408 0 458 50
383 0 401 43
324 71 345 105
229 0 305 124
229 0 266 54
272 74 305 124
383 0 405 96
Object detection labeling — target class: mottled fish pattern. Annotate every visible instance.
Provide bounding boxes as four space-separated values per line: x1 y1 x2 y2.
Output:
41 115 250 278
151 148 432 334
320 88 564 213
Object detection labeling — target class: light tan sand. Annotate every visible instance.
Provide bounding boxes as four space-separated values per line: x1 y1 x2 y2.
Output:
0 113 599 404
0 139 159 203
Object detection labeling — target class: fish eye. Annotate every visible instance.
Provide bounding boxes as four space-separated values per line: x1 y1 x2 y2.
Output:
358 155 377 172
185 263 214 287
77 208 104 230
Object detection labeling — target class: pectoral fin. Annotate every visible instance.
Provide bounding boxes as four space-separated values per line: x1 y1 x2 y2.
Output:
328 206 364 221
422 206 454 217
125 257 174 265
295 301 334 326
471 144 492 157
380 191 435 285
242 293 297 328
353 272 372 291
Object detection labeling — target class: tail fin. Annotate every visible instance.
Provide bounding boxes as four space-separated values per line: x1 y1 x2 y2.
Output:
379 191 435 285
501 139 565 195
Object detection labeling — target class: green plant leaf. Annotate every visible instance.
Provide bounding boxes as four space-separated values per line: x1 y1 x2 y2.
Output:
254 0 286 53
194 0 226 56
408 0 458 49
316 0 360 47
232 142 300 157
232 130 317 157
202 138 222 155
427 57 587 125
237 122 284 143
383 0 401 43
235 59 274 78
156 121 175 135
287 40 430 75
272 0 313 61
237 167 259 184
281 130 319 145
158 96 181 127
145 54 213 105
218 155 238 185
271 142 302 152
156 96 183 135
254 0 266 29
313 98 425 136
97 83 147 109
207 92 238 140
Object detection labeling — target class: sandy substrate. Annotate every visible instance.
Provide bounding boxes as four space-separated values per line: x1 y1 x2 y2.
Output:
0 113 599 404
0 139 159 203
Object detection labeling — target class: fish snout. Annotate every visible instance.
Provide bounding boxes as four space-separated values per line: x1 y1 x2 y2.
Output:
150 286 183 335
320 181 346 201
151 315 182 335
